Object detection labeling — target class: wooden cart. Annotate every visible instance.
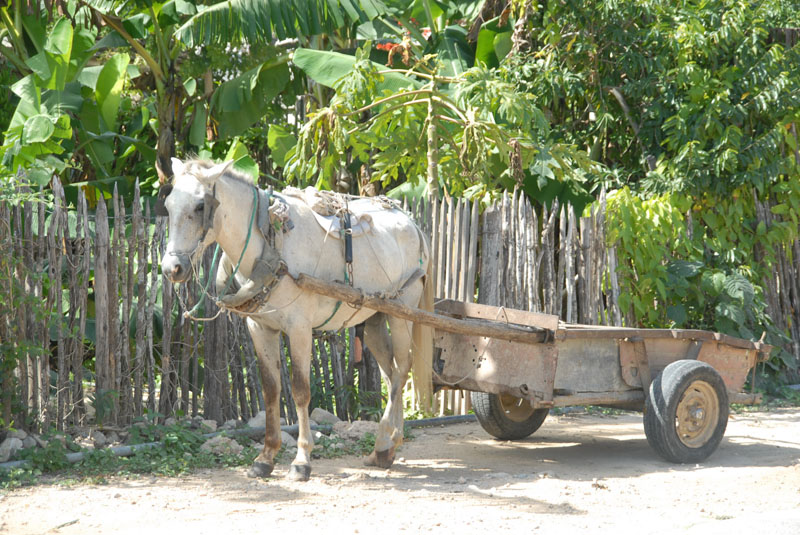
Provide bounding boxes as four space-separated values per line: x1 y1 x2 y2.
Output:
297 275 771 463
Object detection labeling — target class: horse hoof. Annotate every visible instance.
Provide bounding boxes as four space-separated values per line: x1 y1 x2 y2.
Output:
287 463 312 482
247 461 274 478
364 448 395 469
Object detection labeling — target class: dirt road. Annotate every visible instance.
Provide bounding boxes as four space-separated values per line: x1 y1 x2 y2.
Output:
2 408 799 535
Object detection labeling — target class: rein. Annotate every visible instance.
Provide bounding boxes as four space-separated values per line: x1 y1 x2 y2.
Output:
184 186 260 320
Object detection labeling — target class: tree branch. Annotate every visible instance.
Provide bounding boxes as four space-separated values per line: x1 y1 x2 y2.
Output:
607 87 656 171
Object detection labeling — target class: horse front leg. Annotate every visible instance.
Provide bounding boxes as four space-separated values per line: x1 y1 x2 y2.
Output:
286 326 314 481
245 319 283 478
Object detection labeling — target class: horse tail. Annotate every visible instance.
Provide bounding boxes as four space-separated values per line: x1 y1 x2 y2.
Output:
411 251 434 411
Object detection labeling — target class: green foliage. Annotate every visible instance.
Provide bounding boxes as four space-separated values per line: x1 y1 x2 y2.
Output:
522 0 800 195
605 182 798 379
0 14 155 194
289 42 596 201
88 389 119 427
0 184 53 424
173 0 389 47
16 434 80 472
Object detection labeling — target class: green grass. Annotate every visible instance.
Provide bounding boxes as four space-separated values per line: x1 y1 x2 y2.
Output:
1 422 399 490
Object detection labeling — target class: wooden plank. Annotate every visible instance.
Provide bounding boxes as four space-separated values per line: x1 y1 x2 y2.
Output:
295 274 552 344
22 195 36 422
435 299 560 333
556 204 567 318
543 201 558 315
444 197 455 299
13 201 28 426
508 190 518 306
178 290 192 416
562 324 771 351
37 196 49 428
565 208 577 323
106 185 120 423
457 199 467 302
550 391 644 408
466 199 479 303
528 200 540 312
51 179 67 429
514 190 524 308
118 192 132 423
133 185 147 418
64 191 79 425
95 195 111 409
478 206 501 306
435 198 446 297
146 204 160 415
0 202 12 426
500 192 510 306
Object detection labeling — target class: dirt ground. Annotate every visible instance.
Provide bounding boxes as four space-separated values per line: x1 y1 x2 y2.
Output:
2 408 799 535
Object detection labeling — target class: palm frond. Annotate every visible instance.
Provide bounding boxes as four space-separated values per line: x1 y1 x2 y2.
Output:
174 0 388 47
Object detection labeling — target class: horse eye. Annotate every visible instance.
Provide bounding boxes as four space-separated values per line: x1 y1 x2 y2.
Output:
195 201 204 213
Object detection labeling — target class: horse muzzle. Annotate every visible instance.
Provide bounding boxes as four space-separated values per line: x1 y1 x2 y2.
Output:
161 251 192 283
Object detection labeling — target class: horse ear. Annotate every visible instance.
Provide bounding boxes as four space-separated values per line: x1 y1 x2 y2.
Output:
199 160 234 185
171 157 185 177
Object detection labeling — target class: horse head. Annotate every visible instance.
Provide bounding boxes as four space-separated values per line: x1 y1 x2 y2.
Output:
160 157 232 283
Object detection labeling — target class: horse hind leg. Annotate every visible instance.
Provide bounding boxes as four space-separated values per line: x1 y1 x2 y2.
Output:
285 327 314 481
245 320 282 478
363 314 413 469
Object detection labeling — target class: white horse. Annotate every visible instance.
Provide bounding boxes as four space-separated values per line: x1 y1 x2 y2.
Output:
159 157 433 481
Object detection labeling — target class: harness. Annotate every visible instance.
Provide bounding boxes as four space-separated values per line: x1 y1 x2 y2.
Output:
157 181 288 319
313 207 354 330
158 180 422 345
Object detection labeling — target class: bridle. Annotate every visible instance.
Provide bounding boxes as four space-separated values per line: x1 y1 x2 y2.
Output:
155 182 220 242
157 178 271 319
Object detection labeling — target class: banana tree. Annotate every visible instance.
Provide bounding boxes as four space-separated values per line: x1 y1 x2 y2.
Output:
82 0 392 182
0 12 152 197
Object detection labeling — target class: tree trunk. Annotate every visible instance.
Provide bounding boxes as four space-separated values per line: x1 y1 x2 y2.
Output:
156 86 177 183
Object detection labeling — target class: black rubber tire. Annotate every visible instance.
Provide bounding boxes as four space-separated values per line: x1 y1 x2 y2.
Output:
644 359 729 463
470 391 549 440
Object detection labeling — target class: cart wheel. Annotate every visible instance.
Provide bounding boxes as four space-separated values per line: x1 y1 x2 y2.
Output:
470 391 549 440
644 359 729 463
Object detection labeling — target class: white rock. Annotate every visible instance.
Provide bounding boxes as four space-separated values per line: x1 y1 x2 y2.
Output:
199 436 243 456
310 407 341 425
332 420 379 442
22 436 36 449
0 437 23 462
201 419 218 432
8 429 28 440
222 419 239 430
280 431 297 448
91 430 107 448
164 417 177 426
248 411 266 428
76 437 95 450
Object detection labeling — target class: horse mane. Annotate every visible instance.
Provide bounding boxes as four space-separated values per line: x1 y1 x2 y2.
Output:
175 157 256 187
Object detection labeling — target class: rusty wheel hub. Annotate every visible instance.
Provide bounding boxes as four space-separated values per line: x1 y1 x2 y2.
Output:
675 380 720 448
498 394 535 423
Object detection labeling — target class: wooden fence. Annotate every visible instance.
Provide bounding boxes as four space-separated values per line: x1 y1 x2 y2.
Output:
2 180 799 432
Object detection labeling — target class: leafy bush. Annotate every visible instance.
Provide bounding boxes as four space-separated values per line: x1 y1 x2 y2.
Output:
606 183 798 384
